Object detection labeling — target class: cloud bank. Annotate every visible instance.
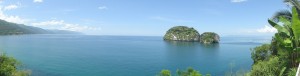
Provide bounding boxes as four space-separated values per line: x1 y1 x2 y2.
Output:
31 20 101 32
4 4 18 10
256 25 277 33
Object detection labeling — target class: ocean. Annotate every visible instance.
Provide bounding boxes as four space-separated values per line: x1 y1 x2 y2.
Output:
0 35 271 76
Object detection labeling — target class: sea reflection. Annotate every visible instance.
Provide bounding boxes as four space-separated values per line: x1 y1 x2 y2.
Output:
201 43 219 48
164 41 219 48
164 41 199 46
163 41 220 64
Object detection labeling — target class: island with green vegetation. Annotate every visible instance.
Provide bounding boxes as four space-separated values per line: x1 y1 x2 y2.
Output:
163 26 220 44
200 32 220 44
163 26 201 42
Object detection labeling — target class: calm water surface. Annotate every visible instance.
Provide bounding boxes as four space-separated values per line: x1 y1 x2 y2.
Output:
0 35 271 76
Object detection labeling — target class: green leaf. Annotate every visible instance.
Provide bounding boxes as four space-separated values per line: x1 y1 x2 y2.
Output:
279 67 286 76
292 7 300 41
275 33 284 44
268 19 289 35
279 16 291 27
284 39 292 43
284 39 292 47
297 47 300 51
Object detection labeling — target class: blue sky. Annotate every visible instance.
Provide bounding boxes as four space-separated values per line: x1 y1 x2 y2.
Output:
0 0 289 36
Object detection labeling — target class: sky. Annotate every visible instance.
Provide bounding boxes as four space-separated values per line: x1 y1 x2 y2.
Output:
0 0 290 36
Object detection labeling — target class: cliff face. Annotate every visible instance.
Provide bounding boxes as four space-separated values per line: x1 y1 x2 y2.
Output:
200 32 220 44
163 26 200 41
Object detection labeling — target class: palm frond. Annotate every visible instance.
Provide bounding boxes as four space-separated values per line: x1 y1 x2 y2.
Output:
284 0 300 9
271 10 292 22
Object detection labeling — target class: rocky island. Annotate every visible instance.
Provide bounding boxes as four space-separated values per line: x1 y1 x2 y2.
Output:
200 32 220 44
163 26 201 41
163 26 220 44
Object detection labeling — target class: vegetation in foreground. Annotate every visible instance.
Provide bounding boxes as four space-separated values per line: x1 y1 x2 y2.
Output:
0 53 30 76
159 0 300 76
157 67 211 76
248 0 300 76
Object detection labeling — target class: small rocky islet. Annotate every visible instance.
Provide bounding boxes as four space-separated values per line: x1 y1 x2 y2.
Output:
163 26 220 44
163 26 200 41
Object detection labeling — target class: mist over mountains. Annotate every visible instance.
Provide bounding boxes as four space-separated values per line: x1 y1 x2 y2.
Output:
0 19 82 35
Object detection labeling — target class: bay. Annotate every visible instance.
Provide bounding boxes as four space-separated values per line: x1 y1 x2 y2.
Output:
0 35 270 76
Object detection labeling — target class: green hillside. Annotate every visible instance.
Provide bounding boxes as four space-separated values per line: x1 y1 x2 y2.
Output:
0 19 49 35
0 19 81 35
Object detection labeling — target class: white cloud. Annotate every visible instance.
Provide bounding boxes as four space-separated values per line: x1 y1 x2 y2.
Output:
31 20 64 26
240 25 277 34
231 0 247 3
256 25 277 33
1 15 28 24
0 7 29 24
33 0 43 3
151 16 193 23
98 6 108 10
0 0 101 34
31 20 101 32
4 5 18 10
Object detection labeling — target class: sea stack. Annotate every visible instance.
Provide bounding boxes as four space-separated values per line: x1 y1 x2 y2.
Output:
163 26 200 41
200 32 220 44
164 26 220 44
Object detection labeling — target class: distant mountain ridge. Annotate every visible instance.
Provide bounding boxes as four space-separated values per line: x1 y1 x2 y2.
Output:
0 19 82 35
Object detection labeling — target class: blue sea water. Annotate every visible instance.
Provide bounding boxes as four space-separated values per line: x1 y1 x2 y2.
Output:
0 35 271 76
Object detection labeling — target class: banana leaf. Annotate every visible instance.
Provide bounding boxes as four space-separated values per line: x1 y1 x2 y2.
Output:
292 7 300 41
279 16 291 27
268 19 289 35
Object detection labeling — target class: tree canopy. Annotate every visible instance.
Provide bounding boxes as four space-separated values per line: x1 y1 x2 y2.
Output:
0 53 30 76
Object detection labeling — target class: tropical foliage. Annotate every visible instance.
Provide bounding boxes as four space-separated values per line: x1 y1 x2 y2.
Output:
0 53 30 76
287 68 297 76
249 0 300 75
158 70 171 76
250 44 272 63
249 57 285 76
157 68 211 76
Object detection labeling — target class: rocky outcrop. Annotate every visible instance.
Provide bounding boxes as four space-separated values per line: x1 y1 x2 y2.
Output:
163 26 200 41
200 32 220 44
164 26 220 44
